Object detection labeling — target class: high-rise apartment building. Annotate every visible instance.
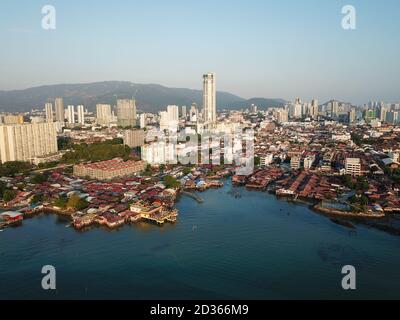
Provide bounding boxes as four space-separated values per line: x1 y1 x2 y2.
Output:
96 104 112 126
139 114 147 129
310 99 319 118
331 100 339 117
77 105 85 125
203 73 216 124
190 104 198 122
277 109 289 123
181 106 187 120
167 105 179 130
123 129 145 148
45 103 54 123
386 111 399 124
0 123 58 163
67 105 75 124
159 111 169 131
55 97 65 123
117 99 137 127
348 108 356 124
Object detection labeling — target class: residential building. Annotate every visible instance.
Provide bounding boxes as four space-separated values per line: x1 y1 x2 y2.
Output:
55 97 64 123
141 142 176 165
1 115 24 124
96 104 113 126
345 158 362 176
45 103 53 123
117 99 137 127
67 105 75 124
290 156 301 170
0 123 58 163
123 129 145 148
77 105 85 125
73 158 146 180
139 114 147 129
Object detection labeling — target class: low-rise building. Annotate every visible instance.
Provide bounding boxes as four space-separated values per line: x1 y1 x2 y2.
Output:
73 158 146 180
345 158 362 176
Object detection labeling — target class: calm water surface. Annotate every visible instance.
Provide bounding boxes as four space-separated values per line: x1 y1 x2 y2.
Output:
1 180 400 299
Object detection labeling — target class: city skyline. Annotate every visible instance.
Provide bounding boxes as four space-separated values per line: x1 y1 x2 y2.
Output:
0 0 400 105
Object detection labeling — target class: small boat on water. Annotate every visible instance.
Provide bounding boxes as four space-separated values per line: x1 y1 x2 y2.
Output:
0 229 4 232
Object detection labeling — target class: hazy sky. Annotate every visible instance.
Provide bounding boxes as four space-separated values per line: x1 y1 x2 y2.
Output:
0 0 399 104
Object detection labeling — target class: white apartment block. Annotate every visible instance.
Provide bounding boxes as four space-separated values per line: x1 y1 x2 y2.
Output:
123 129 145 148
345 158 362 176
67 105 75 124
290 156 301 170
45 103 54 123
77 105 85 125
0 123 58 164
304 156 316 170
260 154 274 167
141 142 176 165
96 104 113 126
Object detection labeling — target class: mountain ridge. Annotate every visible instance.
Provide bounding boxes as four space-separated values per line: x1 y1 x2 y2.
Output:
0 81 286 113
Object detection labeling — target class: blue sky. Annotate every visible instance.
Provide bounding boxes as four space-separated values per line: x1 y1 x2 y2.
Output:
0 0 399 104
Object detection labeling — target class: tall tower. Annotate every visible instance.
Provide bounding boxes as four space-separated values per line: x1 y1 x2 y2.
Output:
117 99 137 127
45 103 54 123
55 97 64 123
67 105 75 124
311 99 319 118
77 105 85 125
203 73 216 124
96 104 112 126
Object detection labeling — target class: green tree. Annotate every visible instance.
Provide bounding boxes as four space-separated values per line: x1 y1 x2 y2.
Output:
30 194 44 205
31 174 48 184
3 189 17 202
67 194 89 210
163 175 180 189
0 161 33 176
53 197 68 209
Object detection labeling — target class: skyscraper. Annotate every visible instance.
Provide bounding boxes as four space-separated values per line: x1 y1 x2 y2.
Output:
139 114 147 129
190 104 198 122
45 103 54 123
331 100 339 117
203 73 216 124
159 111 169 131
55 97 65 123
181 105 187 120
348 108 356 124
117 99 137 127
77 105 85 125
96 104 112 126
123 129 145 148
67 105 75 124
310 99 319 118
0 123 58 163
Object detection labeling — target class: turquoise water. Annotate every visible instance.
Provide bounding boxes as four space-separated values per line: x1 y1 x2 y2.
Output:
1 180 400 300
